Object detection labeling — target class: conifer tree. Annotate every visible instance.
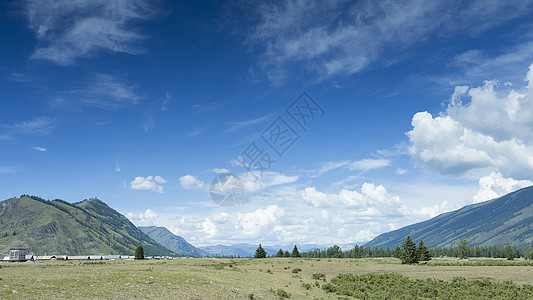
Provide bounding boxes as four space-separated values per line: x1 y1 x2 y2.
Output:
400 235 418 264
291 245 301 258
417 240 431 261
134 245 144 260
254 244 267 258
276 248 284 257
458 240 468 259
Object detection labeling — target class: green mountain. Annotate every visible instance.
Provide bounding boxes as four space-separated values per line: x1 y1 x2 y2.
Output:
365 186 533 249
139 226 206 257
0 195 176 256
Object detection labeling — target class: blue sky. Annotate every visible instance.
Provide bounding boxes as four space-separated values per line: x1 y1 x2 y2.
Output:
2 0 533 247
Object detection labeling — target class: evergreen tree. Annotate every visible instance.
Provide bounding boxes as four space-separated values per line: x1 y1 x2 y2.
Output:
417 240 431 261
393 246 401 259
254 244 267 258
400 235 418 264
134 245 144 260
458 240 468 259
291 245 301 258
276 248 284 257
506 245 514 260
284 250 290 257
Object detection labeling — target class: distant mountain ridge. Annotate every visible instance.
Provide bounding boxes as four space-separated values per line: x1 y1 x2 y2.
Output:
0 196 175 256
199 243 328 257
365 186 533 249
139 226 205 257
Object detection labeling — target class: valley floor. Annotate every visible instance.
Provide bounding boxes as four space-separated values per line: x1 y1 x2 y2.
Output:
1 257 533 299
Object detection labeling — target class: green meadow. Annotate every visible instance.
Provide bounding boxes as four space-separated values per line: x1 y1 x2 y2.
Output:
2 257 533 299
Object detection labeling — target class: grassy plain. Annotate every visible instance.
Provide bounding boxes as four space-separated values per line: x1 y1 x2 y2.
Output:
1 257 533 299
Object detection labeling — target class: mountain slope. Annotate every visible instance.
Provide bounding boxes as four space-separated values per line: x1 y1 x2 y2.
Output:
365 186 533 248
139 226 205 257
0 196 175 256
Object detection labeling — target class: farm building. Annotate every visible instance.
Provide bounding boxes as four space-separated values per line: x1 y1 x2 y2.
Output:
67 256 90 261
8 247 28 261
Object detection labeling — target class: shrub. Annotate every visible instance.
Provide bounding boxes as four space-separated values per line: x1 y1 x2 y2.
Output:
276 288 290 298
292 268 302 273
312 273 326 280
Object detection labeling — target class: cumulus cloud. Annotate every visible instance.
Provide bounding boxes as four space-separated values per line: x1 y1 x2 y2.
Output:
25 0 155 65
302 183 402 216
237 205 284 238
201 218 217 238
162 181 453 246
179 175 204 190
126 209 157 226
407 63 533 179
130 176 166 193
471 172 533 203
411 201 458 219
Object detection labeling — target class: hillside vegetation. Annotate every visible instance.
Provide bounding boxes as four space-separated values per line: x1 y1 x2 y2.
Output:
366 186 533 248
0 196 175 256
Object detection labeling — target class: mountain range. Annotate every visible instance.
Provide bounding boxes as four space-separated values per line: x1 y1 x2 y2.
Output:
3 186 533 256
0 195 175 256
365 185 533 248
139 226 206 257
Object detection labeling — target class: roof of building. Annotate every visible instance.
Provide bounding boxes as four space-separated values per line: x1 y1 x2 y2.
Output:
9 247 28 250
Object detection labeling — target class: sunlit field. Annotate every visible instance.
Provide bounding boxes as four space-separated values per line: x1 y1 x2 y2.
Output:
2 257 533 299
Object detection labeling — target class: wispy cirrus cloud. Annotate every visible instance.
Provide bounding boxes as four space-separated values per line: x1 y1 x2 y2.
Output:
3 116 57 136
71 73 141 109
25 0 155 65
247 0 533 83
312 158 391 177
226 113 274 132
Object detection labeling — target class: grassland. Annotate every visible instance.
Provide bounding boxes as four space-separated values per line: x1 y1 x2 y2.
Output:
2 257 533 299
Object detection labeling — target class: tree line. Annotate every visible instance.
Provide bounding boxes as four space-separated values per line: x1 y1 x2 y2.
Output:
252 237 533 261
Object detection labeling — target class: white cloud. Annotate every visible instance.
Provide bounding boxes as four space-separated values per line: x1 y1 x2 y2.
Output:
25 0 154 65
201 218 217 238
471 172 533 203
348 159 391 172
239 171 298 196
72 73 141 109
212 168 231 174
130 176 166 193
302 183 402 215
247 0 533 83
407 63 533 179
32 146 47 152
237 205 284 238
157 180 458 246
126 209 157 226
179 175 204 190
226 114 273 132
4 116 57 136
396 168 408 175
411 201 458 219
312 158 390 177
